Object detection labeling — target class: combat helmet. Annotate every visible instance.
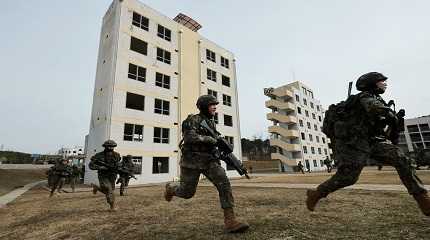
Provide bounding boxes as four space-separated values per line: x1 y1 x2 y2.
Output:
196 95 219 111
356 72 387 91
102 139 117 148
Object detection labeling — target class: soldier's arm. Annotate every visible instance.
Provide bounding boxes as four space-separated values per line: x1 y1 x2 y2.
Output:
183 117 217 145
359 93 396 120
89 155 107 170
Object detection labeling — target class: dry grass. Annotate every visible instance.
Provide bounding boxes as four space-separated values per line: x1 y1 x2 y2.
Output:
0 169 46 196
1 183 430 240
233 168 430 185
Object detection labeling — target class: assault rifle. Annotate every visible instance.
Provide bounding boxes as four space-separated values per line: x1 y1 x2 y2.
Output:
385 100 405 145
200 120 250 179
96 160 137 180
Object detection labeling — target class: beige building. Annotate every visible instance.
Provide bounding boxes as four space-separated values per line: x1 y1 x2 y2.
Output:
265 81 331 172
398 115 430 152
85 0 242 185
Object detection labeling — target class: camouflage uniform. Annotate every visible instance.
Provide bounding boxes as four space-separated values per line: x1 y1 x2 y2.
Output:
307 72 430 216
316 91 426 196
49 160 71 197
165 95 248 233
173 113 234 209
89 141 121 209
118 155 134 196
323 157 332 173
297 162 305 174
69 165 81 193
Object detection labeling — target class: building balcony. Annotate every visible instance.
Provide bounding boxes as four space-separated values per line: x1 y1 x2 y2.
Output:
268 126 299 139
269 138 301 152
272 88 294 99
265 99 295 111
270 153 299 166
267 113 297 124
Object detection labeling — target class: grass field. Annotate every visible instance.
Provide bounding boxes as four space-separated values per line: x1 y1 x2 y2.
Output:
0 169 46 196
1 181 430 239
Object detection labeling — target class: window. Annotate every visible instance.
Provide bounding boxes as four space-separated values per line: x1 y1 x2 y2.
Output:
132 12 149 31
312 113 316 120
123 123 143 142
295 95 300 102
314 124 318 131
221 56 229 68
322 137 326 144
302 87 307 95
128 63 146 82
301 132 305 140
313 160 318 167
207 68 217 81
419 124 430 131
152 157 169 173
130 37 148 55
299 119 303 127
130 156 142 174
309 134 313 142
222 75 230 87
318 148 322 154
208 89 217 98
318 116 322 122
214 112 219 124
320 160 324 167
126 92 145 111
223 94 232 106
409 133 422 142
155 72 170 89
206 49 216 62
407 125 419 132
297 107 302 114
324 148 328 155
303 99 307 105
154 127 169 143
157 24 171 41
307 122 311 129
316 136 320 143
311 147 315 154
225 136 234 146
224 115 233 127
422 132 430 141
305 110 309 117
303 146 308 153
157 48 171 64
317 105 320 111
308 91 314 99
310 102 314 109
154 99 170 115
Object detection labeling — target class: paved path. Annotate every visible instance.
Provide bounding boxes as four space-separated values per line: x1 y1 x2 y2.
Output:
0 180 46 208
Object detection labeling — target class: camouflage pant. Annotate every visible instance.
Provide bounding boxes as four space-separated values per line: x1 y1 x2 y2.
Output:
318 141 427 196
70 176 79 192
94 174 116 205
174 165 234 209
119 177 130 196
50 175 66 194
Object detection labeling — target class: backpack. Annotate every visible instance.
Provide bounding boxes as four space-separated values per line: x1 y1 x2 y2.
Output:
322 94 360 141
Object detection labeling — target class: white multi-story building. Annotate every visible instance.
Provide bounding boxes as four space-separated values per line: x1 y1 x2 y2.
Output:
85 0 242 185
58 146 84 158
398 115 430 152
265 81 332 172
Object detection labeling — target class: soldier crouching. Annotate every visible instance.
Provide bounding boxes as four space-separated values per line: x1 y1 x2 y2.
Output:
89 140 121 211
164 95 249 233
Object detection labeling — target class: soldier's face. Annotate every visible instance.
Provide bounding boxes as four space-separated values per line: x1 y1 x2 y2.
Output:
208 104 217 116
105 146 114 152
376 80 387 92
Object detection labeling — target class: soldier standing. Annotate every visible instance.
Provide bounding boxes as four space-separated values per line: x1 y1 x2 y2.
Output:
323 157 332 173
49 159 71 197
164 95 249 233
297 161 305 174
70 165 81 193
306 72 430 216
89 140 121 211
117 155 135 196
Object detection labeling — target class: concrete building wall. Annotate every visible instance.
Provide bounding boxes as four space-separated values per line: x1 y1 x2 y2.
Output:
85 0 242 184
398 115 430 152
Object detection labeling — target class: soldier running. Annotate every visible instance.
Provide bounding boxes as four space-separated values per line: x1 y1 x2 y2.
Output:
49 159 71 197
164 95 249 233
117 155 135 196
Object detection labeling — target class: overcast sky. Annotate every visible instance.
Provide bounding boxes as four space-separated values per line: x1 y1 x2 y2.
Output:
1 0 429 153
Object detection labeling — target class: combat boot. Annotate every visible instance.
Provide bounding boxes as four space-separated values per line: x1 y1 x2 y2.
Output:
49 191 54 198
109 201 116 212
306 189 324 211
91 183 98 195
223 208 249 233
413 192 430 216
164 183 175 202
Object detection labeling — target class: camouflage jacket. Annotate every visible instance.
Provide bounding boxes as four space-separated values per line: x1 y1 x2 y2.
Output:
52 163 72 177
180 113 220 169
335 91 396 152
89 151 121 176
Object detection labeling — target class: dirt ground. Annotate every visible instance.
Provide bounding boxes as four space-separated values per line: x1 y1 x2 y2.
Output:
1 183 430 240
232 168 430 185
0 169 46 196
